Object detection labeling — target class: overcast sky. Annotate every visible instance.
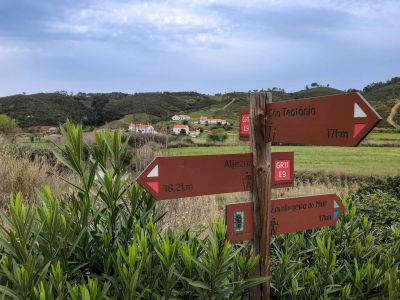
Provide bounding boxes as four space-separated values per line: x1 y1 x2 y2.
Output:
0 0 399 96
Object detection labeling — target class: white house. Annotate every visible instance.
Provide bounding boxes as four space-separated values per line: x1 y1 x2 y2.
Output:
189 129 201 138
48 127 58 134
208 118 227 125
172 115 191 121
199 116 227 125
128 123 156 134
173 124 189 135
199 115 208 125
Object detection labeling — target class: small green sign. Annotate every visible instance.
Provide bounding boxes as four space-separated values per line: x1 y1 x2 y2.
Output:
234 211 245 232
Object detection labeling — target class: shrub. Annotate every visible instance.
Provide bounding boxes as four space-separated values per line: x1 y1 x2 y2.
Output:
207 128 228 142
0 114 20 136
355 176 400 199
123 132 194 149
0 121 264 299
270 198 400 299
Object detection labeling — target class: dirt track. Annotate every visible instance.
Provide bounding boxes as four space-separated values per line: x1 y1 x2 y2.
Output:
387 100 400 127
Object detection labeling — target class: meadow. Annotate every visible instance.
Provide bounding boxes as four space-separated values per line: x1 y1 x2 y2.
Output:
368 132 400 140
167 145 400 177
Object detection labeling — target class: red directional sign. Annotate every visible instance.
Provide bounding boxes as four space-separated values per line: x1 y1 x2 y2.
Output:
266 92 381 146
226 194 344 242
270 194 345 235
240 93 381 146
136 152 294 200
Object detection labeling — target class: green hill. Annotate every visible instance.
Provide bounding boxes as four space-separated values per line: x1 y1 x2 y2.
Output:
0 93 93 127
1 77 399 128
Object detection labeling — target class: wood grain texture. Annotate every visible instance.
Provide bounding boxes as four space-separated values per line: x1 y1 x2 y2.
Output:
250 92 272 300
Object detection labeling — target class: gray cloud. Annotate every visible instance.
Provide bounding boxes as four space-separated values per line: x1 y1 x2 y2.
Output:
0 0 399 96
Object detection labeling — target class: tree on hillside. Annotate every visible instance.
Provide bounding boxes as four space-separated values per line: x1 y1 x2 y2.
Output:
0 114 20 136
207 128 228 142
91 95 110 126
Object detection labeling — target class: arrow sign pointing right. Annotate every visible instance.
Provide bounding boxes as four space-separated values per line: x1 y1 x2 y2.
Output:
265 92 381 146
226 194 345 242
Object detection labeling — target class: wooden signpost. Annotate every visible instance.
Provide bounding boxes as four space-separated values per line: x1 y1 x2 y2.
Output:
226 194 344 242
137 91 381 300
136 152 294 200
239 92 380 299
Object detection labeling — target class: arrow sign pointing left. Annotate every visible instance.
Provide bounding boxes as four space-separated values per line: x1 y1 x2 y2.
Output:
136 153 294 201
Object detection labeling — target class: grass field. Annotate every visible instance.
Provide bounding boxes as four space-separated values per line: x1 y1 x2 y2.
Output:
367 132 400 140
167 145 400 177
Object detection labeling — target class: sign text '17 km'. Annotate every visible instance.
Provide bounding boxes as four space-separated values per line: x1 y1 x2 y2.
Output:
240 92 381 146
226 194 345 243
136 153 294 201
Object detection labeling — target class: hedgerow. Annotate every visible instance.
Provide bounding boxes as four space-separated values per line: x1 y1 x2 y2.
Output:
0 122 264 299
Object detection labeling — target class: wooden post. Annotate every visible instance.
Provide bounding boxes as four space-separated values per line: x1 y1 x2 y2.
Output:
250 92 272 300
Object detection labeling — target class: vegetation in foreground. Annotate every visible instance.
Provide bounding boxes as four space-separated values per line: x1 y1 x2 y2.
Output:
0 122 264 299
0 123 398 298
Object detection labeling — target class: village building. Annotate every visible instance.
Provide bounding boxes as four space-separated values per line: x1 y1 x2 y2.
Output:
28 126 58 134
128 123 156 134
172 124 189 135
199 116 227 125
189 129 201 138
48 127 58 134
171 114 191 121
199 115 208 125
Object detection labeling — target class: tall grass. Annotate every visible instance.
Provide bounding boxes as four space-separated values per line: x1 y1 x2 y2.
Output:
0 150 74 206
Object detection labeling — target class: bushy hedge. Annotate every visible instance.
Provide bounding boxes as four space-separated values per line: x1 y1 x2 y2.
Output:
0 122 264 299
270 198 400 299
123 133 194 149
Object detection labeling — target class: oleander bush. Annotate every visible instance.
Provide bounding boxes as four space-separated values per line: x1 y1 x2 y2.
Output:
270 198 400 299
0 121 399 299
270 178 400 298
0 122 264 299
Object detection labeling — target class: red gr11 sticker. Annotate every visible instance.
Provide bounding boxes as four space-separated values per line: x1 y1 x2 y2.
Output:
274 160 291 181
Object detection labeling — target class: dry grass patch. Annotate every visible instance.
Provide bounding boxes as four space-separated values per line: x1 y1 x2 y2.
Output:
0 150 76 206
159 180 358 229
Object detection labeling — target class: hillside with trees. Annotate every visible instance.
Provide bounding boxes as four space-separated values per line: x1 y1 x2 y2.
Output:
1 77 399 128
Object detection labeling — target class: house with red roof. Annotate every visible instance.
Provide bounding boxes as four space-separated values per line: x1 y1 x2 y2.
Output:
128 123 156 134
172 124 189 135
